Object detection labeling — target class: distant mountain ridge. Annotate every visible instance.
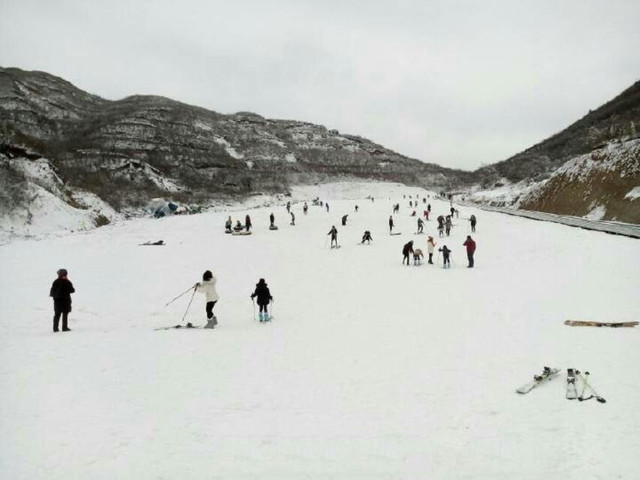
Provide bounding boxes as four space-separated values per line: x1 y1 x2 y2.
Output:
1 66 639 227
0 66 471 211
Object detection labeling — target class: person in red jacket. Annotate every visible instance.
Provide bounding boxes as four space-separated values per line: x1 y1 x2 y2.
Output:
463 235 476 268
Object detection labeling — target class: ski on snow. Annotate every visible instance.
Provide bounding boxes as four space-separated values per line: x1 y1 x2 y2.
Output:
564 320 638 328
516 366 560 394
576 371 607 403
155 322 204 331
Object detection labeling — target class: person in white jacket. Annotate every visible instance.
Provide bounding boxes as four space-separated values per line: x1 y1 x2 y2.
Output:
427 236 436 264
195 270 219 328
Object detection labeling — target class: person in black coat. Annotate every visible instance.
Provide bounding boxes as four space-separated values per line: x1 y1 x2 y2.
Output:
402 241 414 266
49 269 75 332
251 278 273 322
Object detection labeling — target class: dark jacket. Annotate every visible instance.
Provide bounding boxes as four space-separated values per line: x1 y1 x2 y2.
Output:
50 278 75 311
402 242 414 255
439 246 451 257
251 281 272 305
328 227 338 238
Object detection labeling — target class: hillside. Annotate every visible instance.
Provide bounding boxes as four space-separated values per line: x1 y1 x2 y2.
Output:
0 67 472 213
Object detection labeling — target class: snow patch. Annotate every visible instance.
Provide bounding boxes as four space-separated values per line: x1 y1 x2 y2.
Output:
584 204 606 220
285 153 297 163
624 186 640 200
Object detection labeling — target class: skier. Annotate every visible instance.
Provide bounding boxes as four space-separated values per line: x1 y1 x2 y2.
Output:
417 217 424 233
195 270 219 328
470 214 477 232
413 248 424 265
402 240 414 266
290 212 295 226
286 201 291 213
326 203 330 212
303 202 308 215
445 216 452 236
269 212 275 228
245 214 252 232
438 245 451 268
49 268 75 332
342 214 348 226
361 230 373 244
225 216 232 233
426 236 436 264
355 205 359 212
389 215 394 234
463 235 476 268
327 225 338 248
251 278 273 322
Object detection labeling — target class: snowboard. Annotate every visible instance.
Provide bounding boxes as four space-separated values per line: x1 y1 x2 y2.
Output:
516 367 560 394
231 231 252 236
565 320 638 328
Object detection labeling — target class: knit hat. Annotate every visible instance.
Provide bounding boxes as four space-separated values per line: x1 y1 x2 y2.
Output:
57 269 68 276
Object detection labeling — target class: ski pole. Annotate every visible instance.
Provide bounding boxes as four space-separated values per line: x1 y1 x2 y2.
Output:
578 371 606 403
165 285 195 306
180 287 197 324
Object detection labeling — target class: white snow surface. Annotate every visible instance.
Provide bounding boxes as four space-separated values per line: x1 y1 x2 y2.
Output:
624 185 640 200
1 182 639 479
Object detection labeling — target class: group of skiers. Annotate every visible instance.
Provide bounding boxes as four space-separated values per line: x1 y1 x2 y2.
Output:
401 235 476 268
49 268 275 332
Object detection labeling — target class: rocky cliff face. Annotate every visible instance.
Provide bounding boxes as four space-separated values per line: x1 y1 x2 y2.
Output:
0 67 471 211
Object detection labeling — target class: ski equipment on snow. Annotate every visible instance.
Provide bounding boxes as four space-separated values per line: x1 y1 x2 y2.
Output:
566 368 578 400
576 371 607 403
516 367 560 394
564 320 638 328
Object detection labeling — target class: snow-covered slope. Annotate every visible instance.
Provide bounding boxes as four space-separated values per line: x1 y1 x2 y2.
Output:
0 182 638 479
466 139 640 224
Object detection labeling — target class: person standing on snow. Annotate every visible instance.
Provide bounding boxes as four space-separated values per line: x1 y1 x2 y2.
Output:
326 203 330 212
470 214 477 232
269 212 275 228
417 217 424 233
438 245 451 268
445 216 452 236
290 212 295 225
303 202 308 215
286 201 291 213
251 278 273 322
328 225 338 248
195 270 219 328
245 214 252 232
49 268 75 332
225 216 232 233
361 230 373 244
426 236 436 264
389 215 394 233
463 235 476 268
402 240 414 266
342 214 348 226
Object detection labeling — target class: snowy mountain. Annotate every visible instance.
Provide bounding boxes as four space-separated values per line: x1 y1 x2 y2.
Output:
0 67 470 212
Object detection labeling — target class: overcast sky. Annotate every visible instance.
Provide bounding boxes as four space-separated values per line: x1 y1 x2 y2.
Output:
1 0 639 170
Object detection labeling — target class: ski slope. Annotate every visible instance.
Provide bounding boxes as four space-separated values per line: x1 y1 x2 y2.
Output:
1 182 639 479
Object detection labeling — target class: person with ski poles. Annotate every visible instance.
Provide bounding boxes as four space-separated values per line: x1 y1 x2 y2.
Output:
49 268 75 332
194 270 219 328
470 214 477 232
463 235 476 268
427 236 436 264
438 245 451 268
327 225 338 248
402 240 414 266
417 217 424 233
389 215 394 234
245 214 252 232
251 278 273 322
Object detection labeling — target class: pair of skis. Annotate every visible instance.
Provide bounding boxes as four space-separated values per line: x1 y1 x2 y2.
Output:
566 368 606 403
516 367 606 403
